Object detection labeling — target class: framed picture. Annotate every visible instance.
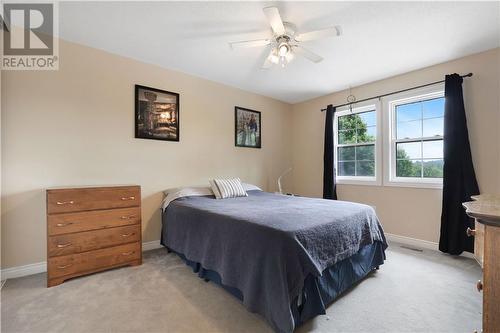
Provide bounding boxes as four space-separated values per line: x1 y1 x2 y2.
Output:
135 85 179 141
235 106 261 148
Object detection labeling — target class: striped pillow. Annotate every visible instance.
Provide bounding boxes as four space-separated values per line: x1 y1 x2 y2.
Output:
209 178 248 199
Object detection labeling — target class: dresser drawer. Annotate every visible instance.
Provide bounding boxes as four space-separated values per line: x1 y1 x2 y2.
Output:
48 242 141 279
48 207 140 236
47 186 140 214
48 225 140 257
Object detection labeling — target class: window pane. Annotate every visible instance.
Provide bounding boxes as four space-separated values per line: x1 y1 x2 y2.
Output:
338 161 355 176
423 159 443 178
423 118 444 137
338 146 355 161
396 159 422 177
358 111 376 127
338 130 356 144
423 140 443 159
396 102 421 122
397 120 421 139
357 126 376 143
423 98 445 119
396 142 421 159
356 145 375 161
338 114 356 130
356 161 375 176
336 108 377 179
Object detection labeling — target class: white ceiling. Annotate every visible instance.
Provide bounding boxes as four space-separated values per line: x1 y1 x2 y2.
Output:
59 1 500 104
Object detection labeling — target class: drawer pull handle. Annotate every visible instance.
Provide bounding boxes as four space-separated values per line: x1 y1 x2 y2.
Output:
121 233 135 237
56 222 74 227
477 280 483 292
466 227 476 237
56 200 74 205
121 196 135 201
57 243 72 248
120 215 136 220
57 263 72 269
121 251 135 256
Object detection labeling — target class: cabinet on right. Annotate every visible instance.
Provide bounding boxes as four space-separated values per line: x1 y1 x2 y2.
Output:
463 195 500 333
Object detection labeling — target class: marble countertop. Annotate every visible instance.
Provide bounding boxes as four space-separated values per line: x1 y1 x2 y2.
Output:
463 194 500 226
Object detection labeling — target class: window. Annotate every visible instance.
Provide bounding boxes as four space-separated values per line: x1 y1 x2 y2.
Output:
385 87 444 188
334 104 381 185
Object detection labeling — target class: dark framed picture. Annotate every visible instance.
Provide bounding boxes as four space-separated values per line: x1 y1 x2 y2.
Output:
135 85 179 141
235 106 261 148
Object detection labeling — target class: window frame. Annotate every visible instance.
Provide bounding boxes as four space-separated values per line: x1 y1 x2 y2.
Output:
334 102 382 186
383 85 445 189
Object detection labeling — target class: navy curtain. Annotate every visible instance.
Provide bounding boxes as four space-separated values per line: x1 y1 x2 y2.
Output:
323 104 337 200
439 74 479 255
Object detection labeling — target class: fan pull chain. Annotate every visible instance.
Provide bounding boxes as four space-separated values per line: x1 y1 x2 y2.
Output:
347 86 356 113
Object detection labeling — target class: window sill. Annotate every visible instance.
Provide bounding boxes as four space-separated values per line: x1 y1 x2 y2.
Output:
337 178 381 186
383 179 443 189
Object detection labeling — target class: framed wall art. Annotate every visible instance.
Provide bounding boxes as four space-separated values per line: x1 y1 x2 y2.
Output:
135 85 179 141
235 106 261 148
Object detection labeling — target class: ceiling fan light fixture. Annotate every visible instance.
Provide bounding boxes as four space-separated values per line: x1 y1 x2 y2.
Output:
279 56 286 67
268 50 280 64
278 43 289 57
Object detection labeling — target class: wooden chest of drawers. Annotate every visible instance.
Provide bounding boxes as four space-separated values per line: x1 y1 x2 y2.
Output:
46 186 142 287
463 195 500 333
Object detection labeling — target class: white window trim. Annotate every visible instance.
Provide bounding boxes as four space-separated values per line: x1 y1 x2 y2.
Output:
382 84 444 189
334 101 382 186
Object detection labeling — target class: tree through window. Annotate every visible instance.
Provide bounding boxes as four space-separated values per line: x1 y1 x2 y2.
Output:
336 110 376 177
394 97 444 179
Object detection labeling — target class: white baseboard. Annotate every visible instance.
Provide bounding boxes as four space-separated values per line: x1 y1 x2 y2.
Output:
1 240 165 281
386 232 475 259
1 261 47 280
385 233 439 251
142 240 163 251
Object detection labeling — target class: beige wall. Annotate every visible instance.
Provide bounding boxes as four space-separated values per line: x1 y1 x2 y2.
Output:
2 40 499 270
1 40 293 269
291 48 500 243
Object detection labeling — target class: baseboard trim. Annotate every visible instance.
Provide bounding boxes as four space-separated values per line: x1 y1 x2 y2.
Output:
385 233 439 251
1 261 47 280
142 240 163 251
1 240 165 280
385 233 475 259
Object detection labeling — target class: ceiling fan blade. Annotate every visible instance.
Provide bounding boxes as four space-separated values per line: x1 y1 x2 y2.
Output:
295 26 342 42
293 46 323 63
229 39 271 49
263 7 285 36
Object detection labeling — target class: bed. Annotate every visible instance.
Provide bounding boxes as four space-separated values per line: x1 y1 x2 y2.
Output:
161 187 387 333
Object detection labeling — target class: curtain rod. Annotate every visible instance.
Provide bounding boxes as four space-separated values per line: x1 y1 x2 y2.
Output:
320 73 473 112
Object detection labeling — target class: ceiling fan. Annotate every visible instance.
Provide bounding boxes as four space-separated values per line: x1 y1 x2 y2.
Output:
229 6 342 69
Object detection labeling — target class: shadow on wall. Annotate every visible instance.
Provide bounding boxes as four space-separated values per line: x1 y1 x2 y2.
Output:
142 191 165 244
1 189 47 268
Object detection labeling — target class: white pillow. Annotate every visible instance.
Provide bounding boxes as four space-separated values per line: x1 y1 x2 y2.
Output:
163 185 210 196
161 186 214 211
209 178 248 199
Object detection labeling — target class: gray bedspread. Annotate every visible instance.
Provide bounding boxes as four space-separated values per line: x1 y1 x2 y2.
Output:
162 190 387 333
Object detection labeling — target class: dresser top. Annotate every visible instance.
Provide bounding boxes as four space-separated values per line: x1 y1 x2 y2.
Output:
463 194 500 227
47 185 140 191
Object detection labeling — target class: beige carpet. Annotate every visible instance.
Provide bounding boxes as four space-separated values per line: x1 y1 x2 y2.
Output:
1 243 482 333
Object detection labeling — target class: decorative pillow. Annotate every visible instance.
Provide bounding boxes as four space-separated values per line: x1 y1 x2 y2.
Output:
209 178 248 199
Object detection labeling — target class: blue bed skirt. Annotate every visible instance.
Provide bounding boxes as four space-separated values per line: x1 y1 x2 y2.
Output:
167 241 386 328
